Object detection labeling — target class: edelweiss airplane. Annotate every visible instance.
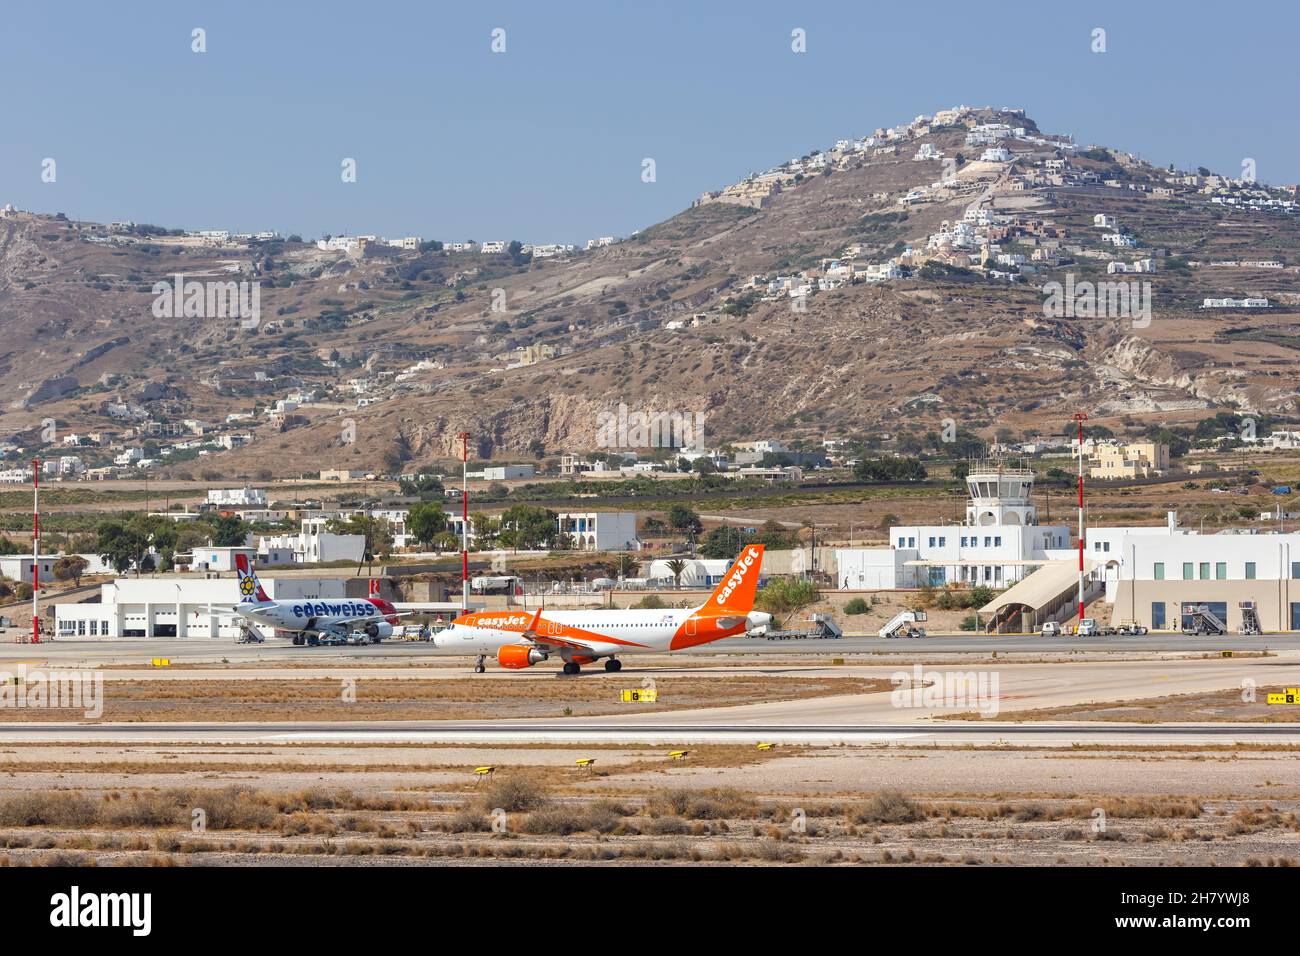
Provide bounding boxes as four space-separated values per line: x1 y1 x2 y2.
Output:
434 544 771 674
230 553 404 645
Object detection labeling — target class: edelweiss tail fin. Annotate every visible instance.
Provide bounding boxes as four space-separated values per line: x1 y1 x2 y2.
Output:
234 553 270 604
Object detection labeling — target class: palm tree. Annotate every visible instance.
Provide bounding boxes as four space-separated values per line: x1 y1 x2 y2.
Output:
615 553 639 580
666 558 688 589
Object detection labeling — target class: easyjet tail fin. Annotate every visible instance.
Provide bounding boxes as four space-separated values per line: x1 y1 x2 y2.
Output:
702 544 764 614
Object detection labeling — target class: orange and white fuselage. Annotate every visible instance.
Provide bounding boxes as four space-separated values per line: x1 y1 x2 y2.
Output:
434 545 770 672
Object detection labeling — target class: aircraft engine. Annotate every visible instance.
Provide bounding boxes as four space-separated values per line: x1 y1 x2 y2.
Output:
498 644 548 669
365 621 394 640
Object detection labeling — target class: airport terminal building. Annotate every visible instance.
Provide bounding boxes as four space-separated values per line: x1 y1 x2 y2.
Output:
1105 529 1300 632
836 463 1072 590
54 575 357 639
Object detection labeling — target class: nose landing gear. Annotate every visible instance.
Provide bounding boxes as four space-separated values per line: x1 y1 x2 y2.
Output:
474 655 486 674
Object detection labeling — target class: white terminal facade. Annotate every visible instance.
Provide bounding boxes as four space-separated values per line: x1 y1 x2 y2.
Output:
836 463 1071 590
835 462 1300 632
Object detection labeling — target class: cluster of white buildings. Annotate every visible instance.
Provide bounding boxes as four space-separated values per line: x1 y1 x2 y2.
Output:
0 458 85 482
316 234 421 254
1201 297 1270 309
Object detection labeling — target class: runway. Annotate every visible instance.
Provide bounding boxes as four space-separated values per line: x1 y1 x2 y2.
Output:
0 719 1294 746
0 638 1295 748
1 632 1297 665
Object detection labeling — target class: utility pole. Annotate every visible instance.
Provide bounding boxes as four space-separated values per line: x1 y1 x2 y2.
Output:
1073 412 1088 626
459 431 470 613
28 459 40 643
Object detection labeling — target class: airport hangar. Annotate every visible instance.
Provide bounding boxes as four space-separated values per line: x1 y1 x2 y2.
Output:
52 575 466 639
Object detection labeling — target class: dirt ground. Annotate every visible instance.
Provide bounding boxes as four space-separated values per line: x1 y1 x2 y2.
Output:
0 740 1297 866
0 674 891 722
966 685 1300 723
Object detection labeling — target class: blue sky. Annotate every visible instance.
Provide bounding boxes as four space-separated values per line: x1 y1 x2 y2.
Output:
3 0 1296 244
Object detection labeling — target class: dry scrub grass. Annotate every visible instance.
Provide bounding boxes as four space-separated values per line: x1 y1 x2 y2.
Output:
0 779 1294 867
0 676 890 722
965 686 1300 724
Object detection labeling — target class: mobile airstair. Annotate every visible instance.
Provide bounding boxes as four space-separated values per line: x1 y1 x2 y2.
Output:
879 609 927 639
236 620 266 644
1239 602 1262 636
1182 604 1227 636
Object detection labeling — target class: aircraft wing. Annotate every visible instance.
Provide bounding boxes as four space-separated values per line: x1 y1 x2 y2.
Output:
518 608 597 653
300 611 411 637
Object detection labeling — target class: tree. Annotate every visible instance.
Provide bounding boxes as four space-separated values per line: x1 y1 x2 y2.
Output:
398 473 445 498
854 457 928 482
614 553 639 579
665 558 688 587
700 526 753 559
408 502 449 549
53 555 88 587
951 461 970 481
506 240 531 266
327 514 394 559
667 504 702 534
471 514 500 549
499 505 558 550
756 578 819 624
95 519 151 576
174 523 212 555
208 514 250 547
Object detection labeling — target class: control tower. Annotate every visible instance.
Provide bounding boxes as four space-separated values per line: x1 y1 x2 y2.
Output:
965 459 1037 527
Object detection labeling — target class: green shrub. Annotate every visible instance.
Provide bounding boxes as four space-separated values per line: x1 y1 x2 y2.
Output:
756 578 819 616
844 597 870 615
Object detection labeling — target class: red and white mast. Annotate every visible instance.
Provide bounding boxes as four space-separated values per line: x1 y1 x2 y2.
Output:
458 431 470 613
1073 412 1088 627
29 458 40 644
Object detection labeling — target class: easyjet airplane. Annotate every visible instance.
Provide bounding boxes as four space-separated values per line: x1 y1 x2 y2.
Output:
434 544 771 674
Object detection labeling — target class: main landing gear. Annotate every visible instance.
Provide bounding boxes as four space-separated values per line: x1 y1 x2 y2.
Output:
562 662 582 676
604 658 622 673
474 655 486 674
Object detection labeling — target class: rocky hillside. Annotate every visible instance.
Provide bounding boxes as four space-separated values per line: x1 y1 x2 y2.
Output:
1 106 1298 476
